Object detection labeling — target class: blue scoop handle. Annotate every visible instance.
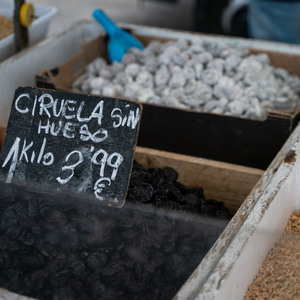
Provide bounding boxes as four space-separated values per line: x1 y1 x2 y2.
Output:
93 9 144 62
92 9 119 37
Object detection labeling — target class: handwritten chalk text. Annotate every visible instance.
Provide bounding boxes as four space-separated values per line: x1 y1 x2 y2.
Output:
2 137 54 183
15 93 104 124
0 88 141 205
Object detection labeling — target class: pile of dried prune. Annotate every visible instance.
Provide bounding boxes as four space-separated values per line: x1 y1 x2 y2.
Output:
0 162 230 300
128 161 230 218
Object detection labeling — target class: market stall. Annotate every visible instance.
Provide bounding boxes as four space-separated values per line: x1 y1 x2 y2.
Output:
0 4 300 299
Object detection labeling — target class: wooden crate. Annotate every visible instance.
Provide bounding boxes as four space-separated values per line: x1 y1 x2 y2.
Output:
0 122 5 151
134 146 263 216
0 21 299 169
0 123 263 299
176 123 300 299
35 23 300 169
0 123 263 216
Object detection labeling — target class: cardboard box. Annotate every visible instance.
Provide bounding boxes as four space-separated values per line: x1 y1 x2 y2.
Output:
35 25 300 170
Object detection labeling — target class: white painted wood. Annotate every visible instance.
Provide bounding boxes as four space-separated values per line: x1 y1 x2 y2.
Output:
122 23 300 55
0 288 35 299
0 1 58 62
0 20 102 123
175 124 300 300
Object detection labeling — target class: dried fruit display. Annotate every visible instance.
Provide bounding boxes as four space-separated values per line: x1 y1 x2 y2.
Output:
0 161 230 299
244 210 300 299
72 38 300 120
0 16 13 40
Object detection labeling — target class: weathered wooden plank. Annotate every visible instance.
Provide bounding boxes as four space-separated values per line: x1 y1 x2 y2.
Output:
134 146 264 215
176 123 300 300
1 122 262 215
0 122 5 150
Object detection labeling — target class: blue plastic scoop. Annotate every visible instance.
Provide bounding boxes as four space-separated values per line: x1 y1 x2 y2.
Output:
92 9 144 63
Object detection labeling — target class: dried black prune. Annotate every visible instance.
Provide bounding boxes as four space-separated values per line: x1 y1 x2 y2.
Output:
86 252 108 271
49 210 68 227
18 231 35 246
184 193 201 206
0 161 231 300
52 286 77 300
6 268 22 291
27 198 39 218
48 269 70 288
44 231 60 246
20 256 41 270
145 253 164 273
1 208 18 232
121 229 138 239
129 183 153 203
36 241 58 259
161 167 179 181
77 215 95 233
0 251 18 268
0 236 8 250
23 269 48 292
70 259 86 274
91 280 106 298
45 253 66 274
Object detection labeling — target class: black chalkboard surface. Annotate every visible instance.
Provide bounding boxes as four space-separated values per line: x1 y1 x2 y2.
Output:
0 87 142 207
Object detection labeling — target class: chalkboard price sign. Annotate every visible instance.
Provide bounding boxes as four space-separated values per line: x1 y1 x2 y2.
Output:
0 87 142 207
